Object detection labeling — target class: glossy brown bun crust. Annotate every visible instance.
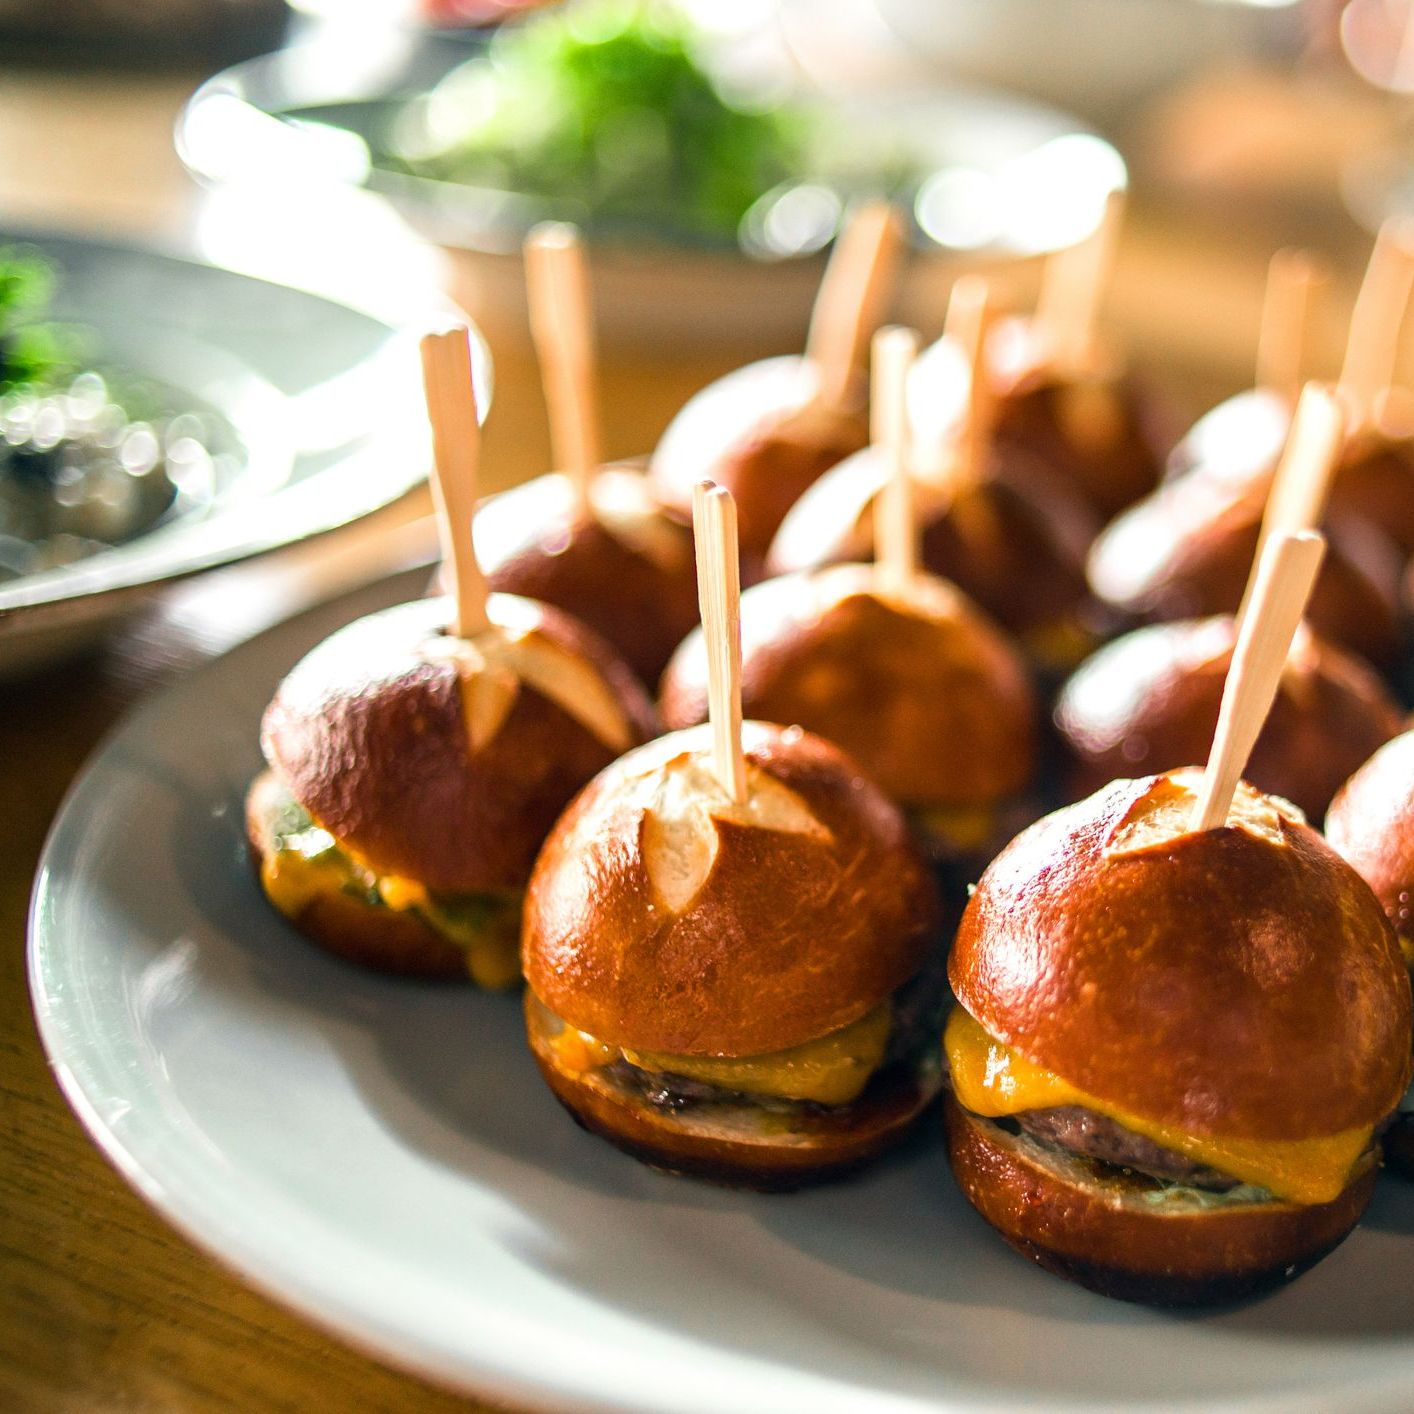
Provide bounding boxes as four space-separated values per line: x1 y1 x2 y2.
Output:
764 444 1095 643
1327 729 1414 945
261 596 655 895
526 994 934 1190
649 355 869 566
244 770 465 978
1055 616 1403 822
524 722 940 1057
1087 472 1401 667
952 774 1411 1141
659 566 1035 809
474 468 700 687
943 1096 1377 1306
989 330 1166 520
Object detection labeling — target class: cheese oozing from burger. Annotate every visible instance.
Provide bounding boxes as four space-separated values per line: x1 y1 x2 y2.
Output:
945 1007 1370 1205
258 789 521 989
549 999 893 1106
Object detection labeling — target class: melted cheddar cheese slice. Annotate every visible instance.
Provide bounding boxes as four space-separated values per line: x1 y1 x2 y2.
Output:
551 1001 893 1106
260 836 520 990
945 1007 1372 1205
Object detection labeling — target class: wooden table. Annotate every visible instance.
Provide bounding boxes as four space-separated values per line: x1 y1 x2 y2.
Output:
0 55 1392 1413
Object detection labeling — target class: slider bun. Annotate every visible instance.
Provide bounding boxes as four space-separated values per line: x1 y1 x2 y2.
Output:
1054 615 1402 821
244 770 464 978
474 467 699 686
765 444 1093 640
659 564 1035 809
944 1096 1376 1306
523 721 939 1057
649 355 868 565
261 596 655 895
1087 468 1401 666
951 772 1411 1141
982 316 1165 519
526 993 933 1190
1327 729 1414 945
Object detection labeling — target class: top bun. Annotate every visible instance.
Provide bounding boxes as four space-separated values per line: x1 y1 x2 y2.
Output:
658 564 1035 809
1087 452 1400 666
649 355 868 566
764 443 1093 642
261 595 655 894
951 771 1411 1141
1327 729 1414 948
1054 615 1402 822
523 722 939 1057
474 467 700 686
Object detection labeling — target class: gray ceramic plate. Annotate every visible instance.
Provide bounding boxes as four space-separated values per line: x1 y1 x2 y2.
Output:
0 228 487 676
27 568 1414 1412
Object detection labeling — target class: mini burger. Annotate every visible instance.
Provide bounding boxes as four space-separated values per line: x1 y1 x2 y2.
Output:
650 203 900 569
1054 614 1402 822
944 768 1412 1305
474 466 699 687
247 593 655 984
659 563 1037 868
1326 729 1414 1175
471 225 699 687
521 722 943 1187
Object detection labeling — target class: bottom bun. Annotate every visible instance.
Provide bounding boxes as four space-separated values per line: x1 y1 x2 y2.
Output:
527 992 937 1190
245 773 465 980
943 1094 1375 1306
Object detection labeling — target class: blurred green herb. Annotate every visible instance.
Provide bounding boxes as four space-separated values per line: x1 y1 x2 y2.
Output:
0 247 84 393
398 0 807 246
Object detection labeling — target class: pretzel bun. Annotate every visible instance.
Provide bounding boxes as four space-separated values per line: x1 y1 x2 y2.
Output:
648 356 868 567
765 444 1095 650
1087 464 1401 666
261 595 655 895
943 1095 1377 1306
1054 616 1402 821
523 721 939 1058
1327 729 1414 949
659 565 1035 810
951 773 1411 1142
473 467 699 686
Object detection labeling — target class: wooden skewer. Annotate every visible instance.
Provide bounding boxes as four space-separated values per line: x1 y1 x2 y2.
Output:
525 222 602 514
943 275 995 490
1339 219 1414 429
420 325 490 638
1190 529 1326 833
1034 188 1125 376
805 201 904 411
871 326 920 596
692 481 747 803
1234 381 1346 630
1255 248 1321 404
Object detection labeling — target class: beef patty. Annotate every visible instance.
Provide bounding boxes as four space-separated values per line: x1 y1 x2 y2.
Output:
1014 1106 1239 1191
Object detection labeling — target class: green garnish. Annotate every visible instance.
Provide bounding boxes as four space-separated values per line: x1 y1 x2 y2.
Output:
394 0 808 246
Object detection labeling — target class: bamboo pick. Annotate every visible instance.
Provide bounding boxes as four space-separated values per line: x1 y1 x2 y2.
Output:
525 222 602 514
871 326 920 596
1034 188 1125 376
420 325 490 638
692 481 747 803
1338 220 1414 429
1190 530 1326 833
943 275 995 490
1234 381 1346 630
805 201 904 411
1255 249 1321 404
